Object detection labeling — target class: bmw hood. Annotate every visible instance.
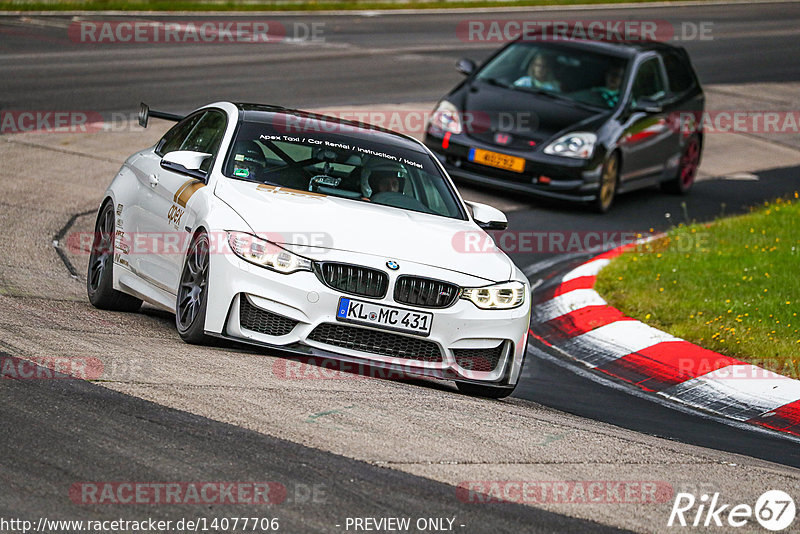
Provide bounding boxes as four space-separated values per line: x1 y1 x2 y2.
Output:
215 179 515 282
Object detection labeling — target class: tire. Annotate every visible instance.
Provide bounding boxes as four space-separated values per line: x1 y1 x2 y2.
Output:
456 381 517 399
591 151 619 213
661 135 701 194
176 231 218 345
87 201 142 312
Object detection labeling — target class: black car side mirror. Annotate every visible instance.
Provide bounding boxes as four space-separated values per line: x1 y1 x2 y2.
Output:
631 97 663 114
456 58 476 76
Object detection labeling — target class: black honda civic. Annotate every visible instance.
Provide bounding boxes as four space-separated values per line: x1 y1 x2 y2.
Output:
423 35 705 212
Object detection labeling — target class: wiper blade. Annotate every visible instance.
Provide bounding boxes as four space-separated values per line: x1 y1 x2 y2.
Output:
560 98 605 112
527 89 603 111
519 87 560 99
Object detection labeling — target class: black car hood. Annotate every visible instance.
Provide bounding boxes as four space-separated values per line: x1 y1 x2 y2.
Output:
460 82 611 148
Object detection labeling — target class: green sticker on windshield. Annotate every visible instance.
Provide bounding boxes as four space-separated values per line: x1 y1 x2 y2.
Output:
233 168 250 178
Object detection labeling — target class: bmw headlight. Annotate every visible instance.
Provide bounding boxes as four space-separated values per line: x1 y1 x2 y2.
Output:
429 100 463 135
461 281 526 310
544 132 597 159
227 231 312 274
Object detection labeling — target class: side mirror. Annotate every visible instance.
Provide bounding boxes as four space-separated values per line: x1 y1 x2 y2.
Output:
161 150 211 179
465 201 508 231
631 97 663 114
456 58 476 76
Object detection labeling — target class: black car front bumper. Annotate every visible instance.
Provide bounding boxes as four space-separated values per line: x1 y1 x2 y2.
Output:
425 131 604 203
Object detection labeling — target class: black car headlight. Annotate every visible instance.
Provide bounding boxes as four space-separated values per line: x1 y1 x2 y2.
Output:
544 132 597 159
227 231 312 274
461 281 526 310
429 100 463 135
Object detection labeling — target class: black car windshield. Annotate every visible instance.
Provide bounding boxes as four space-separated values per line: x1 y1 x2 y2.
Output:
223 120 466 219
476 42 630 110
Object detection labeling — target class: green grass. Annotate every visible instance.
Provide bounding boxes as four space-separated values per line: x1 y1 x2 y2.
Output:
595 194 800 379
0 0 706 12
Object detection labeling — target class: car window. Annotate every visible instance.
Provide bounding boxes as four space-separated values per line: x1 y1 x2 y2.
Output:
415 169 452 216
263 141 313 166
156 110 227 172
474 42 630 110
180 111 226 153
632 58 667 104
178 111 227 172
224 121 466 220
661 51 696 95
156 112 204 156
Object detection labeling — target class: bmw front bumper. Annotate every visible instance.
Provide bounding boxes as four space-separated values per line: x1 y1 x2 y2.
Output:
203 248 530 386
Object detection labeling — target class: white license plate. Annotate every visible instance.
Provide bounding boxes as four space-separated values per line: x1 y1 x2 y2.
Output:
336 297 433 336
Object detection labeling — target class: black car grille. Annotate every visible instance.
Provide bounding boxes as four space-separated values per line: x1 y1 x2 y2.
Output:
453 343 506 372
394 276 460 308
469 130 544 151
239 297 298 337
315 262 389 298
308 323 443 362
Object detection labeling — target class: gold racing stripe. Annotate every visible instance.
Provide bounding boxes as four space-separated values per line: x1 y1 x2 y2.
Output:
175 180 206 207
173 179 195 203
256 184 325 198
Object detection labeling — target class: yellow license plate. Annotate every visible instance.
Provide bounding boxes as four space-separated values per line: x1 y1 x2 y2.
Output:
469 148 525 173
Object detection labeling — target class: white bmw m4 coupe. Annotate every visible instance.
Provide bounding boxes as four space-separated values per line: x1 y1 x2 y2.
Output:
88 101 531 398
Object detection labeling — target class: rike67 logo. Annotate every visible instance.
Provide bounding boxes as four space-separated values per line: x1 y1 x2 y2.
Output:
668 490 795 531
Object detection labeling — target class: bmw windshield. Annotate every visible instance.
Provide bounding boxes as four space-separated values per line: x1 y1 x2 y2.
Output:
475 41 631 110
223 119 467 220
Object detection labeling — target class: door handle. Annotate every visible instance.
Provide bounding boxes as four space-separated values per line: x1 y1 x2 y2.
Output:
148 174 159 188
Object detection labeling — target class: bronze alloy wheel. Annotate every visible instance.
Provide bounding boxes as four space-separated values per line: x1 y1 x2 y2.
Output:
594 152 619 213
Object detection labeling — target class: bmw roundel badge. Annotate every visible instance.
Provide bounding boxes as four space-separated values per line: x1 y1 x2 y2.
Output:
386 260 399 271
